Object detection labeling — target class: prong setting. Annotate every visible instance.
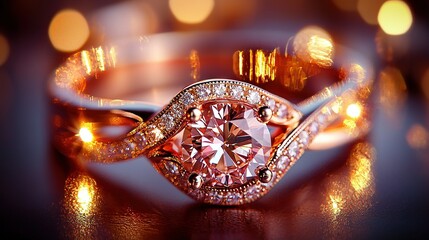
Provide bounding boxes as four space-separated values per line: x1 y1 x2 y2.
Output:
187 107 202 123
258 106 273 123
258 168 273 183
189 173 204 189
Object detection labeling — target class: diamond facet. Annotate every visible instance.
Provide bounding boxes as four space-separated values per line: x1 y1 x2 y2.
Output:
181 102 272 187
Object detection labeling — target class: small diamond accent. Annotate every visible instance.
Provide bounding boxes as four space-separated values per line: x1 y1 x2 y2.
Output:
277 155 290 170
213 84 226 97
276 104 288 118
171 104 184 118
196 85 211 100
299 131 309 145
231 85 244 99
288 141 299 158
317 114 326 124
161 114 175 130
135 132 146 149
267 98 276 110
248 90 261 104
164 161 179 175
182 92 194 105
147 126 164 143
309 122 319 134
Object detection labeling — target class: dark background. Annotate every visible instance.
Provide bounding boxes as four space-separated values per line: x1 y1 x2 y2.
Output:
1 0 428 239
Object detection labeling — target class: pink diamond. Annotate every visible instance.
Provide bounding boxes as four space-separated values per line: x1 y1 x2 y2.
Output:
181 102 271 187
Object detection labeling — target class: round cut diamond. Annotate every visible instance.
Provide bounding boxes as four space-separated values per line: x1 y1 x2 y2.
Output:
214 84 226 97
181 102 271 187
248 90 261 104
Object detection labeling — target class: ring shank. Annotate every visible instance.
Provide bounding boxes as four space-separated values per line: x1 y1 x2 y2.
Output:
50 31 373 161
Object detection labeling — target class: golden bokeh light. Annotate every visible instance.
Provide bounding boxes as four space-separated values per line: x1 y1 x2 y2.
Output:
169 0 215 24
357 0 385 25
48 9 90 52
406 124 428 149
378 0 413 35
78 127 94 143
0 34 9 66
346 103 362 119
293 26 334 68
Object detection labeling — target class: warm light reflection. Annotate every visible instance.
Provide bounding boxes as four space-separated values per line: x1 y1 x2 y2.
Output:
169 0 215 24
77 185 94 214
62 172 99 239
78 127 94 143
0 34 9 66
81 50 92 75
349 142 375 193
378 67 407 117
48 9 90 52
329 194 344 216
378 0 413 35
322 142 375 220
189 50 200 81
233 48 278 84
346 103 362 119
64 173 99 215
293 26 334 68
357 0 384 25
406 124 429 149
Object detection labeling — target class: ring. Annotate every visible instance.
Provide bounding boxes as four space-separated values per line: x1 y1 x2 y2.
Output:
50 29 373 205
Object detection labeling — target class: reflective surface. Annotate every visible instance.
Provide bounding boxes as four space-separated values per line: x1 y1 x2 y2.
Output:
1 0 429 238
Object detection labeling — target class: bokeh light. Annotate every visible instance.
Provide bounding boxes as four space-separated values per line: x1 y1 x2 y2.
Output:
406 124 428 149
378 0 413 35
169 0 215 24
0 34 10 66
78 127 94 143
293 26 334 68
346 103 362 119
49 9 90 52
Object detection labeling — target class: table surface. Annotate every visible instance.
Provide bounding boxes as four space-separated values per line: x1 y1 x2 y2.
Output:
1 0 429 239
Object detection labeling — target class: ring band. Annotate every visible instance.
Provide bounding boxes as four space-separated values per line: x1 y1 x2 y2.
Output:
50 30 373 205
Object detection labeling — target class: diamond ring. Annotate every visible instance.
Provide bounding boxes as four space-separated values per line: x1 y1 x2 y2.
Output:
50 29 373 205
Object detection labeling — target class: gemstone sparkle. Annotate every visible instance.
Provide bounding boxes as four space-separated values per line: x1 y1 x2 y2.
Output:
181 102 271 187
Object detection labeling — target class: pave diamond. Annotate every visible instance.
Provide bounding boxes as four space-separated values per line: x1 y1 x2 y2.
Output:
181 102 271 187
288 141 299 158
214 84 226 97
231 86 244 99
248 90 261 104
196 85 211 100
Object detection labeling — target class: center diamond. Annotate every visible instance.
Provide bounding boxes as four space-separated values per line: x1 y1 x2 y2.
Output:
181 102 271 187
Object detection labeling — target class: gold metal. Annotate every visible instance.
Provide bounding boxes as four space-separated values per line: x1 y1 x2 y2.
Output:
49 30 373 205
258 168 273 183
188 173 204 189
187 107 202 123
257 106 273 123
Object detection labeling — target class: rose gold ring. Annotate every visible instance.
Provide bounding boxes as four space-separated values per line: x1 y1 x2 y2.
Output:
50 29 373 205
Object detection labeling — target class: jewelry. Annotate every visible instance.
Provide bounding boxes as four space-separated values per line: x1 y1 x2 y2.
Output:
50 30 373 205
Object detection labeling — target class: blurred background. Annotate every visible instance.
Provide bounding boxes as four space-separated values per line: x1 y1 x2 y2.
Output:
0 0 428 238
